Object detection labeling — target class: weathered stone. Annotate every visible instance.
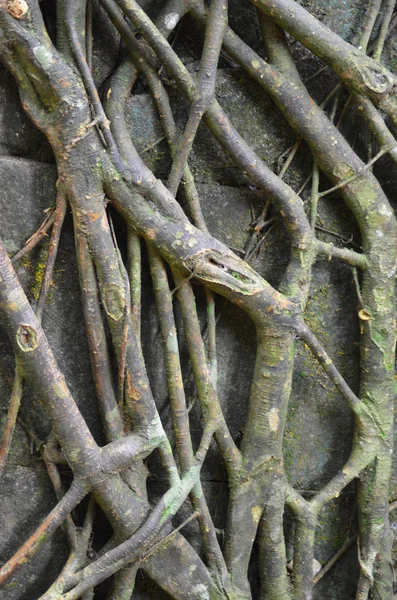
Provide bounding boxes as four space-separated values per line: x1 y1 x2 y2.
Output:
0 460 67 600
0 69 53 163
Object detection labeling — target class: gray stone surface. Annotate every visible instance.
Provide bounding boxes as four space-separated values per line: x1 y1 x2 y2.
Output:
0 69 53 163
0 444 67 600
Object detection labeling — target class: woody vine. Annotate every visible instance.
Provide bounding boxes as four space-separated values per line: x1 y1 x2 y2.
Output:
0 0 396 599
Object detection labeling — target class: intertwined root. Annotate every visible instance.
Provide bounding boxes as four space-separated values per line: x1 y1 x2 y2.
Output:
0 1 396 599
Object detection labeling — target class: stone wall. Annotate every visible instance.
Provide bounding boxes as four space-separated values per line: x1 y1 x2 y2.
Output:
0 1 396 598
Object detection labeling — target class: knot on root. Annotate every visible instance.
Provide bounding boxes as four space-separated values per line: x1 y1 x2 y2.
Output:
3 0 28 18
355 56 395 94
102 283 126 321
184 250 263 295
16 324 38 352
